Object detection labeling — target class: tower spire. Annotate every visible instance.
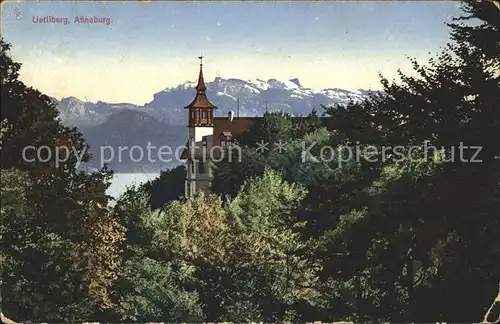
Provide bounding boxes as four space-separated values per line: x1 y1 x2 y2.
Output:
184 56 217 111
196 55 206 92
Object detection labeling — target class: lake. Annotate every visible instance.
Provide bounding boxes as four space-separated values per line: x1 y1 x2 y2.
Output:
106 173 159 199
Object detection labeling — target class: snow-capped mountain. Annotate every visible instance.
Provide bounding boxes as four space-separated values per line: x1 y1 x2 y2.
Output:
55 96 138 128
142 77 374 125
52 77 377 173
54 77 376 128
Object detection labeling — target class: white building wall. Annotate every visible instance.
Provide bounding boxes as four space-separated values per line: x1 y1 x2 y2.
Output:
188 126 213 144
184 126 214 198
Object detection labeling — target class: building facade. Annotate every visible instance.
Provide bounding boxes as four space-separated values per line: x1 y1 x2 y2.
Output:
181 59 259 198
181 59 321 198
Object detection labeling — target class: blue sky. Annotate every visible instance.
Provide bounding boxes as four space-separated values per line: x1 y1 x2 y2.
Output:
1 1 463 104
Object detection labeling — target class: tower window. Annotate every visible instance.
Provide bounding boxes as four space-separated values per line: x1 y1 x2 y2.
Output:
200 110 208 124
198 160 205 173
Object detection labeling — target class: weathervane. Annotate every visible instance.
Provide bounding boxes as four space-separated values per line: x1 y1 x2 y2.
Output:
198 55 204 66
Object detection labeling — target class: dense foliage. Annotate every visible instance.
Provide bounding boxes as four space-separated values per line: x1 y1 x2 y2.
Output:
1 40 124 322
1 1 499 322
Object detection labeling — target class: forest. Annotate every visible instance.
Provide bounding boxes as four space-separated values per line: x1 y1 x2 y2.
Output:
1 1 499 322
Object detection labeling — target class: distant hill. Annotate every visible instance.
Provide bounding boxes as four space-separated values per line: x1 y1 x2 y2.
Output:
54 96 139 128
78 109 185 173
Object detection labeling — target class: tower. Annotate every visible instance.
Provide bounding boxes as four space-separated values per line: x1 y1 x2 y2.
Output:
184 56 217 197
184 56 217 143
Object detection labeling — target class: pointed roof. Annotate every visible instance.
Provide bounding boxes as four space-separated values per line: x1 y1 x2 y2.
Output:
184 58 217 109
195 64 206 91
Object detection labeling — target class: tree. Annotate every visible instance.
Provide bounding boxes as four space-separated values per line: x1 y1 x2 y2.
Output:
142 165 186 209
211 147 267 198
319 1 500 321
237 112 294 151
225 169 321 322
0 40 124 321
291 108 324 138
110 166 186 250
114 248 204 322
106 186 206 322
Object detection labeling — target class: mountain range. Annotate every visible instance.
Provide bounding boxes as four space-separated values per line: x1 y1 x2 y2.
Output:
53 77 376 173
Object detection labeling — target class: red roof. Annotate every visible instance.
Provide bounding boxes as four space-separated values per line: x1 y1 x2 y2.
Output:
213 117 259 146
